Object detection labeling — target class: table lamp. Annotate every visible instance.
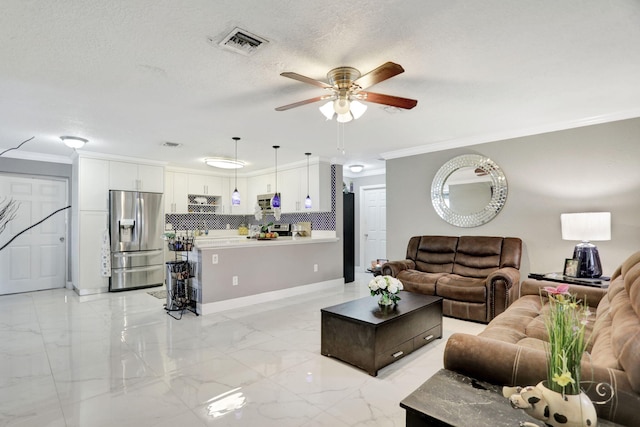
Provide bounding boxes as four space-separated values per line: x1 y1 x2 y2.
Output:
560 212 611 278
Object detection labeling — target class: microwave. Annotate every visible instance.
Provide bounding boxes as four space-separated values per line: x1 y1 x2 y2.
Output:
257 193 275 212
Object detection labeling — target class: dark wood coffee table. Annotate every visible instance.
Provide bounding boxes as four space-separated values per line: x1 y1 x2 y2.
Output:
321 291 443 376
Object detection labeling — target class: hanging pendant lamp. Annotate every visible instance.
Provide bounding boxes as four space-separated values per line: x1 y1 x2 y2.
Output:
304 152 312 209
231 137 241 206
271 145 281 208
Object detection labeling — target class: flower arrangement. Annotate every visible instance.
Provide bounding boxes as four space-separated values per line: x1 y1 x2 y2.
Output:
369 275 404 306
543 284 592 396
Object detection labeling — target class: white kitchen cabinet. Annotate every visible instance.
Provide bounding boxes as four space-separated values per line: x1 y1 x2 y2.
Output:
280 168 302 213
187 173 222 196
220 176 248 215
247 172 275 209
308 162 331 212
76 211 110 293
164 171 188 213
78 157 109 211
279 162 331 213
109 161 164 193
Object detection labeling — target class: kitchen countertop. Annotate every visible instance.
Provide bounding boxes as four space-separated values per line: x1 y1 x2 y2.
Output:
194 232 338 249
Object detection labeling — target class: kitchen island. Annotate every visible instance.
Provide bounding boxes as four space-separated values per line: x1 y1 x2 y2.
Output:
191 231 343 314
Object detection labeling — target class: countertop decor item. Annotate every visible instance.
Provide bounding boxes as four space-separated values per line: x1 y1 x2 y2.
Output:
506 284 597 427
368 275 403 306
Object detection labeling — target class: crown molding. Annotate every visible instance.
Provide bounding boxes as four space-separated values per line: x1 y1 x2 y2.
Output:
381 109 640 160
0 150 73 164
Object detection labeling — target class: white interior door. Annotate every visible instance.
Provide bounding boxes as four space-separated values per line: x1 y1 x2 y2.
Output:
0 174 68 295
362 186 387 269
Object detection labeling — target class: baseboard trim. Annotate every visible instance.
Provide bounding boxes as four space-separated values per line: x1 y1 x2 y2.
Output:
197 278 344 315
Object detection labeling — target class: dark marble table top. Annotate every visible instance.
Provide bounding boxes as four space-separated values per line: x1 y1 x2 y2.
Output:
400 369 620 426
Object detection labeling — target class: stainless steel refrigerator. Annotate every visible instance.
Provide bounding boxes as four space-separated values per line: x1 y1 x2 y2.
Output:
109 190 164 291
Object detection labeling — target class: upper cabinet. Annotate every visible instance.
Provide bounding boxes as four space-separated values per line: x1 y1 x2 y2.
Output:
278 162 331 213
246 161 331 214
109 161 164 193
165 171 188 214
187 173 222 196
78 157 110 211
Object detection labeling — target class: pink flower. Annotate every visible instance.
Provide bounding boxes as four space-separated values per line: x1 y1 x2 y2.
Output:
543 284 571 296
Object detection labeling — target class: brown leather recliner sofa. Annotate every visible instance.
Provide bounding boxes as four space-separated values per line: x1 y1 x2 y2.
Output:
381 236 522 323
443 251 640 425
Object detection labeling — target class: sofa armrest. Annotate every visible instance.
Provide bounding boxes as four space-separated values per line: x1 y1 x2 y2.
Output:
487 267 520 290
518 279 607 308
381 259 415 277
443 333 637 425
486 267 520 319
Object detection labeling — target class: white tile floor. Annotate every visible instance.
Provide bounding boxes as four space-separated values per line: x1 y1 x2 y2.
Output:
0 273 486 426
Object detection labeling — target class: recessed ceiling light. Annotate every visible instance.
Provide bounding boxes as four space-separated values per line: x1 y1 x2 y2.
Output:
60 136 88 149
204 158 245 169
349 165 364 173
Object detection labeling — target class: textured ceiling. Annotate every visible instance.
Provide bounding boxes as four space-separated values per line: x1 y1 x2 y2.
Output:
1 0 640 175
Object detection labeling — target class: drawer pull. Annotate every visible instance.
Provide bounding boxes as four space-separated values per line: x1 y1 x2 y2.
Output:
424 335 434 341
392 351 404 358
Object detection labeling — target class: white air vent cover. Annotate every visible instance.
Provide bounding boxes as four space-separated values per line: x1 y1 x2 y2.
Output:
162 141 182 148
215 27 268 56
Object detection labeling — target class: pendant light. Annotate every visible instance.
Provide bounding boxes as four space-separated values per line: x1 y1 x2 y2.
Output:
271 145 281 208
231 137 241 206
304 152 312 209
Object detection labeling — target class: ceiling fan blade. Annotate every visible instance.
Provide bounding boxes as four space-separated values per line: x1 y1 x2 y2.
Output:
280 72 333 89
353 62 405 90
360 92 418 110
275 96 326 111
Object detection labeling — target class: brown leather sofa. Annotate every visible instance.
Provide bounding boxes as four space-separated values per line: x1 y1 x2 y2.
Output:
381 236 522 323
443 251 640 425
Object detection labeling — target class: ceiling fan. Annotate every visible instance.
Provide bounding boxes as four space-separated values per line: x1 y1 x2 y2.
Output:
275 62 418 123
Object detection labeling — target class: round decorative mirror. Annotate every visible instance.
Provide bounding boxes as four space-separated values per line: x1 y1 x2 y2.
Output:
431 154 508 227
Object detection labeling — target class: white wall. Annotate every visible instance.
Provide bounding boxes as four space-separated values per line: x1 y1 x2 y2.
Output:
386 117 640 278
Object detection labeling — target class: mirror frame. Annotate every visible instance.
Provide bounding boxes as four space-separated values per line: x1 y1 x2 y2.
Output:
431 154 508 227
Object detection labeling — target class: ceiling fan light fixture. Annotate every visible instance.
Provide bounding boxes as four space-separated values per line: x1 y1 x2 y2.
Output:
319 101 335 120
336 112 353 123
204 158 245 169
350 100 367 119
333 97 351 115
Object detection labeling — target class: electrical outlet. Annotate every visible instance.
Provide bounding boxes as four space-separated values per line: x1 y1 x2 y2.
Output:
314 264 318 272
232 276 238 286
212 254 218 264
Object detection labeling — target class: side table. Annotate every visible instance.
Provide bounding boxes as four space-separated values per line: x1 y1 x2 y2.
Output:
528 272 609 288
400 369 621 427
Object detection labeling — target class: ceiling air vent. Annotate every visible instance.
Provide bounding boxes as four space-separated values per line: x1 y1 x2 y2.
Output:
215 27 268 56
162 141 181 148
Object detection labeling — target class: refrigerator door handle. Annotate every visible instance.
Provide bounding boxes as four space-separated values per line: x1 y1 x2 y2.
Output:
113 249 164 258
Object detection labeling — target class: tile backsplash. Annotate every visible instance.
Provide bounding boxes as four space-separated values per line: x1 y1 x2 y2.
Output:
166 165 337 231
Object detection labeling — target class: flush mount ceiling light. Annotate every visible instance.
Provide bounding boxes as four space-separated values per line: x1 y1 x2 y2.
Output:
60 136 88 149
349 164 364 173
204 158 245 169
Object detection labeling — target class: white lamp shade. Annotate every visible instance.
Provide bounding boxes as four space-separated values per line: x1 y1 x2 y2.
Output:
350 100 367 119
336 112 353 123
561 212 611 241
319 101 334 120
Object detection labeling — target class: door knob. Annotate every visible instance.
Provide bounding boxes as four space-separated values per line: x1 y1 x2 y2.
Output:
59 237 65 242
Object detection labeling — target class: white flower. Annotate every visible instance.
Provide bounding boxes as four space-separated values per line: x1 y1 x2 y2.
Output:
368 276 403 294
